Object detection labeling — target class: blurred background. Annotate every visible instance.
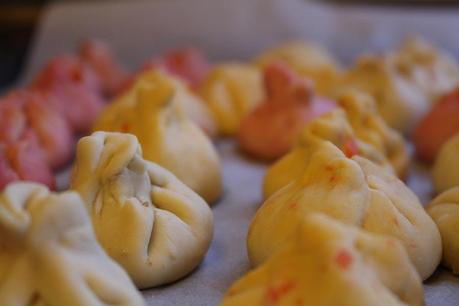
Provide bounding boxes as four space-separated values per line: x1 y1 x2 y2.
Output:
1 0 459 90
0 0 45 89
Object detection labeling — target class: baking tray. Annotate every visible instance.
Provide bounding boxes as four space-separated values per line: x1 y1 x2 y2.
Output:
22 1 459 305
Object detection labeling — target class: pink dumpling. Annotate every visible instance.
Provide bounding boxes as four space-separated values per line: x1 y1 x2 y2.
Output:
30 55 105 132
0 90 73 169
238 61 336 161
79 39 130 97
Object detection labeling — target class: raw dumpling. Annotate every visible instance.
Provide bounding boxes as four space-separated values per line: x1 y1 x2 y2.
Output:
395 37 459 102
118 71 216 136
30 55 105 133
222 214 424 306
0 132 54 190
254 41 341 95
79 39 131 98
0 90 73 169
0 182 144 306
263 107 393 199
199 63 264 136
237 61 336 161
93 71 221 203
250 138 441 280
432 133 459 193
338 37 459 134
71 131 214 288
338 55 427 134
427 187 459 274
141 47 211 90
337 90 408 178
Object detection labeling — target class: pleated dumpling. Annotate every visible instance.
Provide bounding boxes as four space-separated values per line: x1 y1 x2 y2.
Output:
263 108 393 199
338 37 459 133
93 71 221 203
338 54 427 134
337 90 408 178
71 131 214 288
0 182 144 306
237 61 337 161
223 214 424 306
432 133 459 193
427 187 459 274
394 37 459 102
254 41 341 95
250 138 441 280
199 63 264 136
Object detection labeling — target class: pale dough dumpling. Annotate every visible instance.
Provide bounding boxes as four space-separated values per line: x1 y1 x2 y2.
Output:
71 131 214 288
254 41 341 95
432 133 459 193
0 182 144 306
395 37 459 103
223 214 424 306
337 90 408 178
263 108 394 199
339 37 459 134
250 138 441 280
199 63 264 136
427 187 459 274
338 54 428 133
93 71 222 203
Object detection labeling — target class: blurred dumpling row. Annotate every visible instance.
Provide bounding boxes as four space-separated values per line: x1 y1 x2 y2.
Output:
1 37 459 305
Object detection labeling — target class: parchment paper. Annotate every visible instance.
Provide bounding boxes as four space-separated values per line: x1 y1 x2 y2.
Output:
22 1 459 305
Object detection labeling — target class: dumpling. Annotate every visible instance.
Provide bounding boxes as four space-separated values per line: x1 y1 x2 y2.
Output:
237 61 336 161
263 108 393 199
338 54 427 134
427 187 459 274
79 39 131 98
71 131 214 288
222 214 424 306
141 47 211 90
250 138 441 280
0 132 54 190
0 90 73 169
395 37 459 102
337 90 408 177
199 62 264 136
30 55 105 133
413 86 459 163
117 65 216 136
254 41 341 95
338 37 459 134
93 71 221 203
0 182 144 306
432 133 459 193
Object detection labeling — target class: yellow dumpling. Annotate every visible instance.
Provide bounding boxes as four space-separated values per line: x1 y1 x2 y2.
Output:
337 37 459 133
222 214 424 306
337 90 408 178
254 41 341 95
263 108 394 199
251 138 441 280
93 71 222 204
338 54 427 133
199 62 264 136
427 186 459 274
395 37 459 102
